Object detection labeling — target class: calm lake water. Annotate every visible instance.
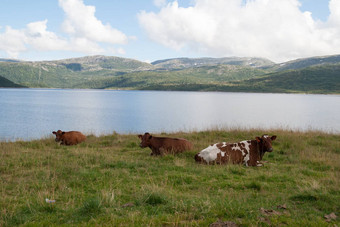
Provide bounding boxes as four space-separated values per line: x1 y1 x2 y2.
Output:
1 88 339 141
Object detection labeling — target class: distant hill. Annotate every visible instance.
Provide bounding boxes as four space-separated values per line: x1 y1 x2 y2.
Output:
152 57 274 69
274 54 340 71
0 54 339 94
210 64 340 94
0 55 154 88
74 64 268 89
0 58 22 63
0 75 26 88
51 55 154 71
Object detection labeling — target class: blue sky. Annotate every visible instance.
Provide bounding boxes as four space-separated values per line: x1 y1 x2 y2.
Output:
0 0 339 63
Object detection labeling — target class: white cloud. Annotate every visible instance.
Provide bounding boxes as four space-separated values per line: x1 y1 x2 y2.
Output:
0 20 101 58
0 26 27 58
59 0 128 44
138 0 340 62
26 20 69 51
329 0 340 25
0 0 128 59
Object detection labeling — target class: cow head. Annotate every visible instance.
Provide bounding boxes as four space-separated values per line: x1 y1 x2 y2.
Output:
256 135 277 153
52 130 65 142
138 132 152 148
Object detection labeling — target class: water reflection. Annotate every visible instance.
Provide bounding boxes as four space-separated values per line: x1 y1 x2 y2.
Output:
0 88 339 141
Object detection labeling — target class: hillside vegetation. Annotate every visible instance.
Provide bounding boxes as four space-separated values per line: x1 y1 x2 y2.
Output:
151 57 274 69
0 54 339 93
0 56 154 88
75 64 267 89
1 130 339 226
234 64 340 94
151 64 339 94
0 76 26 88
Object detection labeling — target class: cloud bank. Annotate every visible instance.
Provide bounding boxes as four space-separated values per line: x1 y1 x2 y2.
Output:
138 0 340 62
0 0 128 59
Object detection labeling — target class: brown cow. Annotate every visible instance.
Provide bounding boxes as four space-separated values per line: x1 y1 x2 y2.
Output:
52 130 86 145
195 135 277 166
138 132 193 155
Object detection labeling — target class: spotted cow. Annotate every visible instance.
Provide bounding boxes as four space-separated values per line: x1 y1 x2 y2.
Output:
138 132 193 155
52 130 86 145
195 135 277 166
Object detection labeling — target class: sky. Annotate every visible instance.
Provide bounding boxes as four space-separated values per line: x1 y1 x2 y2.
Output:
0 0 339 63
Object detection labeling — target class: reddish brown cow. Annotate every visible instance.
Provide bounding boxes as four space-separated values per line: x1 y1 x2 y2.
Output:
138 132 193 155
195 135 277 166
52 130 86 145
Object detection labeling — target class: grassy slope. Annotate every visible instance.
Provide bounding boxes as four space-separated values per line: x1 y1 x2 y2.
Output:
0 62 83 88
1 130 339 226
74 65 267 89
0 56 154 88
144 64 340 94
0 56 339 93
232 64 340 94
0 75 25 88
75 64 340 94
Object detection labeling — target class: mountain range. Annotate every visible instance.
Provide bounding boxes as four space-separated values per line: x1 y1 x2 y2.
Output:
0 54 339 94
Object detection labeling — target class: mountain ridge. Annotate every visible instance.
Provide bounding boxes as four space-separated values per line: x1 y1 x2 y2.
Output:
151 57 274 69
0 54 339 93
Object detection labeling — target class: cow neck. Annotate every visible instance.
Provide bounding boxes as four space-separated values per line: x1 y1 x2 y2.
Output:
148 136 154 149
256 140 265 160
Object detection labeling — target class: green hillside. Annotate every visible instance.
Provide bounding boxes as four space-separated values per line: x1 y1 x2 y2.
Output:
0 56 154 88
54 55 153 71
0 62 84 88
274 54 340 71
79 63 340 94
74 64 268 89
152 57 274 69
0 54 339 94
230 64 340 94
0 75 26 88
140 64 340 94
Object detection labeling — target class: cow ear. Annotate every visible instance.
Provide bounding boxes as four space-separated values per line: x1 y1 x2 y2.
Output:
271 135 277 141
52 131 56 135
138 135 142 139
62 132 65 135
256 137 261 142
149 135 152 139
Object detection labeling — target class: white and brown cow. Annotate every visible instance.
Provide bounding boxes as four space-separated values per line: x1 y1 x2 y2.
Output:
195 135 277 166
52 130 86 146
138 132 193 155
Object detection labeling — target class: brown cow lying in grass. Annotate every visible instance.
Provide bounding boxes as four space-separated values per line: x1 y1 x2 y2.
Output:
195 135 277 166
138 132 193 155
52 130 86 145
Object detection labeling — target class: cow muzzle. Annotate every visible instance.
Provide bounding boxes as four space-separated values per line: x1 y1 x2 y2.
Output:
268 148 273 152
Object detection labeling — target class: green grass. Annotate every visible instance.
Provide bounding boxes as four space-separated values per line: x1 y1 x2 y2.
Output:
1 130 339 226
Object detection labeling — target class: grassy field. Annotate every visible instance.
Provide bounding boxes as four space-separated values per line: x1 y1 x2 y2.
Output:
1 130 339 226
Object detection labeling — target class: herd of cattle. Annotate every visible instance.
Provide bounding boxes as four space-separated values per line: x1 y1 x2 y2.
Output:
52 130 277 167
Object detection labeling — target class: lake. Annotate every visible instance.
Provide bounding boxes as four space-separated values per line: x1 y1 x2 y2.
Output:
1 88 339 141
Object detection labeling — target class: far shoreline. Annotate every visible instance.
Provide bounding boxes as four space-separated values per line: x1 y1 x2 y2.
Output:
1 86 340 95
2 128 340 143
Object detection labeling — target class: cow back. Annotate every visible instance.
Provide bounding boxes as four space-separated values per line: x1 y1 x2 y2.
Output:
62 131 86 145
151 137 193 154
196 140 260 166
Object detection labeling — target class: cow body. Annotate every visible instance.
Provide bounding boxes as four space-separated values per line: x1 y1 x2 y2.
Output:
195 135 276 166
138 132 193 155
52 130 86 145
